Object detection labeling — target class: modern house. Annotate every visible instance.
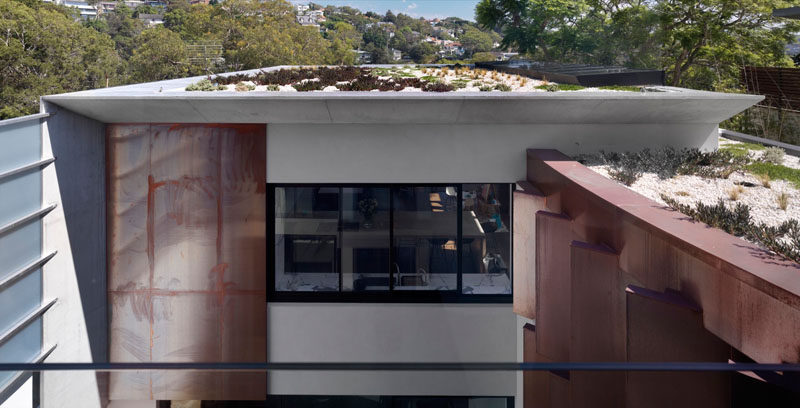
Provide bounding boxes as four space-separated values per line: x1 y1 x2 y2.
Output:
1 65 799 408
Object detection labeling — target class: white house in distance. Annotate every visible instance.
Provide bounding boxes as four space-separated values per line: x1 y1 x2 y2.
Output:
3 64 799 408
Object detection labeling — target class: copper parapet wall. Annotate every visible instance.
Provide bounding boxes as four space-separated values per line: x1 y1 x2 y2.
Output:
517 149 800 407
107 124 266 400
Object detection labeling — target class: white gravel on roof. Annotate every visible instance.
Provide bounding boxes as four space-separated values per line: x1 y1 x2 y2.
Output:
204 66 636 93
588 137 800 228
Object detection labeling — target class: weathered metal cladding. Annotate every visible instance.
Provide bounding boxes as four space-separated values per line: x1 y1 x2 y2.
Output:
107 124 266 400
516 149 800 407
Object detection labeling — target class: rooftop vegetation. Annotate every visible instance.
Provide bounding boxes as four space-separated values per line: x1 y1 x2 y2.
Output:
185 66 624 93
580 140 800 263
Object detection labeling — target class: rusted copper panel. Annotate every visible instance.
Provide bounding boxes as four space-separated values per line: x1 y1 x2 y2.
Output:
534 211 573 362
523 323 551 408
526 148 800 365
569 241 625 408
107 124 266 400
513 182 547 319
626 285 730 408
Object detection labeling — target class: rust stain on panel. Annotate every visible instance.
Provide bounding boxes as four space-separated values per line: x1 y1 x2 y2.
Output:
108 123 266 401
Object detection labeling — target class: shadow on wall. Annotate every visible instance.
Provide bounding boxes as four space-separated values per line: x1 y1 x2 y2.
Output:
44 103 108 364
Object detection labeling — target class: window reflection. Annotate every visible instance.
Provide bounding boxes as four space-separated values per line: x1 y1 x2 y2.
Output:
274 187 340 292
461 184 511 295
392 186 458 291
341 187 390 291
272 184 513 297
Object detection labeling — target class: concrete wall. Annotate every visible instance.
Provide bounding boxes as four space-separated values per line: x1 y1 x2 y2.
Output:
40 102 108 408
267 303 517 396
266 124 718 183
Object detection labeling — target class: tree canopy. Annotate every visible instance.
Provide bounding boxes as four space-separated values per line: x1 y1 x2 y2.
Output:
0 0 121 118
476 0 800 88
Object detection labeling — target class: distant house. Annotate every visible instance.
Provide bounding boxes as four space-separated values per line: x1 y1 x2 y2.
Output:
43 0 97 18
354 50 372 64
296 3 309 13
296 14 320 28
137 13 164 27
391 48 402 61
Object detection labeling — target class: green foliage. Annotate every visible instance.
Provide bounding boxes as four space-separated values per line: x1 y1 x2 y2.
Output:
408 42 439 63
677 149 749 178
185 78 226 91
719 141 766 158
598 85 641 92
535 83 585 91
747 162 800 188
494 83 511 91
130 26 194 82
661 194 800 263
234 81 255 91
471 51 496 63
0 0 122 118
459 26 493 57
761 146 786 164
537 83 560 92
451 79 470 89
589 147 750 185
475 0 800 91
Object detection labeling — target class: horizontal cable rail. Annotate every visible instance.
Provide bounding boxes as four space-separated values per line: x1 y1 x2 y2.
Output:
0 345 56 402
0 299 57 348
0 157 55 182
0 362 797 372
0 204 57 236
719 128 800 157
0 251 57 293
0 113 49 129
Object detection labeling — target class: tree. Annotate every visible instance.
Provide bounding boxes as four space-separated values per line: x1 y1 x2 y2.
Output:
476 0 585 59
129 26 193 82
475 0 800 90
326 22 360 64
472 51 497 62
0 0 122 118
656 0 799 87
363 25 390 49
460 26 493 57
91 0 146 59
408 42 438 63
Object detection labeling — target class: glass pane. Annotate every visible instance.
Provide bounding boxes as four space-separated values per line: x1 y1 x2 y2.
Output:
461 184 512 295
0 318 41 388
0 171 42 227
0 221 42 281
392 186 458 291
0 268 41 334
341 187 390 292
0 120 41 174
274 187 340 292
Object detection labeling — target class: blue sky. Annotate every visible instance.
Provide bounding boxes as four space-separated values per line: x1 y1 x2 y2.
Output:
292 0 481 21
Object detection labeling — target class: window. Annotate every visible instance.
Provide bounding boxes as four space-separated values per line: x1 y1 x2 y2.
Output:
269 184 513 303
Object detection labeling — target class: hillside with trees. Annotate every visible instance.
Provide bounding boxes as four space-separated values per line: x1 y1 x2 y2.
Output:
0 0 505 118
2 0 800 120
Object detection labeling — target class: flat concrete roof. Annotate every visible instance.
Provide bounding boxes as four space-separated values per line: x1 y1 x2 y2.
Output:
42 65 764 124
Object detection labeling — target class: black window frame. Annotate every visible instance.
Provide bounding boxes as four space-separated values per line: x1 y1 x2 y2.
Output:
267 183 513 304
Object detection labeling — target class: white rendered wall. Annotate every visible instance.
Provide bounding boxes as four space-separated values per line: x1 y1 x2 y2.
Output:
266 123 718 183
267 303 517 396
265 122 717 398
